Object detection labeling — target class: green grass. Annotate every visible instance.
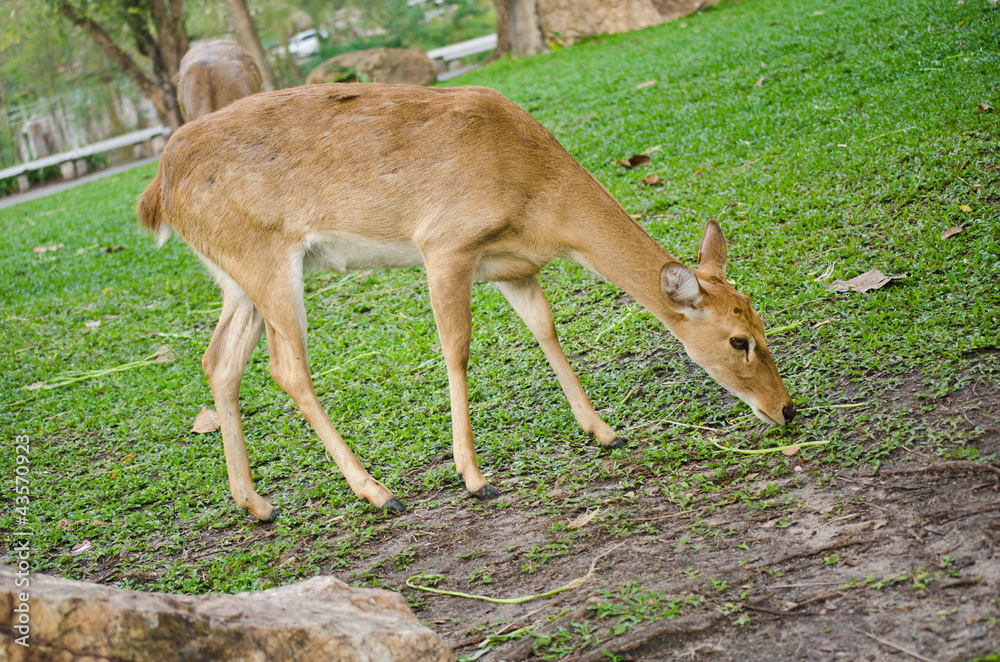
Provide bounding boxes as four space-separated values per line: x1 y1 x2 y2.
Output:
2 0 998 595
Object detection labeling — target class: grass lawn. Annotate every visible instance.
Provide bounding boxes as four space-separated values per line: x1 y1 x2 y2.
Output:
2 0 999 659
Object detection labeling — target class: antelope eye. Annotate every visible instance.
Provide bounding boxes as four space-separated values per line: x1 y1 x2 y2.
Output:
730 337 748 351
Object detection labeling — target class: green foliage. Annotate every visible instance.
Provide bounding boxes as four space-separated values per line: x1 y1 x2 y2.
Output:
589 582 688 629
304 0 495 73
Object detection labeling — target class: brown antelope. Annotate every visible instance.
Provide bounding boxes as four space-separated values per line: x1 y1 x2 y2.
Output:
176 40 263 122
137 84 795 521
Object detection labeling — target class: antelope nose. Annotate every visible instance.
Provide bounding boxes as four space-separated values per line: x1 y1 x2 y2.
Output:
782 403 796 423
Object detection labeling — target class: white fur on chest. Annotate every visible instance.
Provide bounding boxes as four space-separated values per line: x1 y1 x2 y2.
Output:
302 234 425 273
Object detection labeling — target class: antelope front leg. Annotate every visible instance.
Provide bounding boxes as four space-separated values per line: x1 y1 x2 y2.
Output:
497 277 625 448
425 257 498 500
201 290 277 521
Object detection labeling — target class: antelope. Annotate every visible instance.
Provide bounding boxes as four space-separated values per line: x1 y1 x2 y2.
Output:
176 40 263 122
137 84 795 521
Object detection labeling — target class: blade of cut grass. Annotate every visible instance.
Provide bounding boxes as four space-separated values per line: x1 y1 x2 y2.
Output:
406 543 623 603
766 319 805 336
710 439 831 455
20 349 173 393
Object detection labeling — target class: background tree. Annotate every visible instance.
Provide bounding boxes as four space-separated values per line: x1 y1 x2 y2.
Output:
1 0 156 169
47 0 189 129
492 0 546 58
224 0 276 90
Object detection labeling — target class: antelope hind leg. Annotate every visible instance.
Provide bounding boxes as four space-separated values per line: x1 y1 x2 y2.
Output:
201 286 279 521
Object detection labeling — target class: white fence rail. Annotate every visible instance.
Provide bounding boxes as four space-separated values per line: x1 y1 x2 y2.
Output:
0 126 170 192
426 34 497 81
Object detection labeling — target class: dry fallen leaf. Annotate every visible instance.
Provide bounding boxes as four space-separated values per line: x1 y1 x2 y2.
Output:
941 226 963 240
755 76 765 87
120 453 136 462
978 102 995 112
959 205 972 213
102 244 125 253
84 320 102 329
641 174 663 186
191 407 221 434
636 79 657 90
618 154 652 168
32 243 65 254
826 268 905 294
781 445 802 456
872 519 889 530
568 509 602 530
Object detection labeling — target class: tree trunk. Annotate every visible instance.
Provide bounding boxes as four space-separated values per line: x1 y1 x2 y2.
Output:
491 0 511 60
54 1 186 130
149 0 187 76
509 0 547 55
493 0 547 58
225 0 276 91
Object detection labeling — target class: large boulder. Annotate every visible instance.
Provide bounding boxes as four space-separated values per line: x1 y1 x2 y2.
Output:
538 0 720 45
306 48 438 86
0 565 452 661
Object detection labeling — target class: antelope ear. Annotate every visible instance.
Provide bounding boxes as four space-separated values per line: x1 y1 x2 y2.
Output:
660 261 704 313
697 219 728 281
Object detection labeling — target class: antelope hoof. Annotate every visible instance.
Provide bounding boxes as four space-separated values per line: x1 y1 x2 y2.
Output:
383 497 407 513
255 506 281 523
606 436 629 449
472 485 500 500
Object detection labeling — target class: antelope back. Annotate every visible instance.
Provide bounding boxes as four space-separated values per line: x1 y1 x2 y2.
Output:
176 40 263 122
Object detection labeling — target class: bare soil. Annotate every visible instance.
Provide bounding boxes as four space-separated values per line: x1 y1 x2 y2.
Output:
326 370 1000 661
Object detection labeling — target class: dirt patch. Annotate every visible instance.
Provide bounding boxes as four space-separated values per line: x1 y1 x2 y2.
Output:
365 469 999 661
297 370 998 661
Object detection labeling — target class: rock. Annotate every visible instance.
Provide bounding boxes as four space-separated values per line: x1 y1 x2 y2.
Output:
538 0 720 45
0 565 452 661
306 48 437 86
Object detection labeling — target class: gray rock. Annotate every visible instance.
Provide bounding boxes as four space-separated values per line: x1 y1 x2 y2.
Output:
538 0 721 46
306 48 437 86
0 565 452 661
